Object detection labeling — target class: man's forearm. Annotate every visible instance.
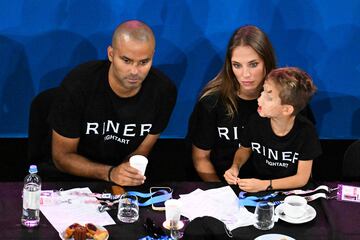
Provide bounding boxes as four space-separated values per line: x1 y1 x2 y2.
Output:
125 134 159 160
53 153 110 181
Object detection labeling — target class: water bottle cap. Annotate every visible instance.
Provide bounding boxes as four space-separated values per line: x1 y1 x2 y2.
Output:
29 165 38 174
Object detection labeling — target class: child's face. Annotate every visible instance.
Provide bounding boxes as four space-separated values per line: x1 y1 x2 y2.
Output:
257 79 284 118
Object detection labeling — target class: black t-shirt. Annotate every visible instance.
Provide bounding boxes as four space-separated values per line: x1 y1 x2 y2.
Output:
50 60 177 165
242 114 322 179
187 93 258 177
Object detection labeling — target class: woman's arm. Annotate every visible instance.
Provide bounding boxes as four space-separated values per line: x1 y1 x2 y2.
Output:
224 146 252 184
192 145 220 182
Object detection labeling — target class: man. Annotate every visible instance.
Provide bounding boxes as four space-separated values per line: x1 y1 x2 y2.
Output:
50 20 177 186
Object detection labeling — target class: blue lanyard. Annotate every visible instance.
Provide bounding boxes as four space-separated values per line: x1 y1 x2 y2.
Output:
127 190 172 207
238 191 281 207
238 185 339 207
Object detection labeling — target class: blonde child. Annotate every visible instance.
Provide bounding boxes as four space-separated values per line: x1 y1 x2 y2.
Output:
224 67 321 192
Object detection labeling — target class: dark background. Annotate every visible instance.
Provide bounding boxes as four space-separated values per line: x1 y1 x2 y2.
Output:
1 138 355 182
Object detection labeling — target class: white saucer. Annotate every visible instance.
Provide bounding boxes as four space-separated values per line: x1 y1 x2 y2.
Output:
275 203 316 224
255 233 295 240
162 220 184 230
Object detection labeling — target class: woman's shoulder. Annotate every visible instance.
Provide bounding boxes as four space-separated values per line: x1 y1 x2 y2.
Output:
197 92 222 110
200 91 222 104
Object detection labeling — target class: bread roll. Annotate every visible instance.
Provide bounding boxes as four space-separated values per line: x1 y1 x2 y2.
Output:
93 229 109 240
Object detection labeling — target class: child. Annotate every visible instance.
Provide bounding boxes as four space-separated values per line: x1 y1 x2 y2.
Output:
224 67 321 192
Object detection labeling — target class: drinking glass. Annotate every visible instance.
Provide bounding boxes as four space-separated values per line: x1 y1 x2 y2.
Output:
117 193 139 223
253 201 275 230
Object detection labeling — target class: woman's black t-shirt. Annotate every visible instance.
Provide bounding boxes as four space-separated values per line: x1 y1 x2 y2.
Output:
187 93 258 177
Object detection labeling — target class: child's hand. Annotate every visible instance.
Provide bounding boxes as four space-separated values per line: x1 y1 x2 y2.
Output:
224 167 239 185
237 178 265 193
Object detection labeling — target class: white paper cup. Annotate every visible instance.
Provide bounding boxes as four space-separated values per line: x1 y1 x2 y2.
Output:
283 195 307 219
165 199 182 223
129 155 148 175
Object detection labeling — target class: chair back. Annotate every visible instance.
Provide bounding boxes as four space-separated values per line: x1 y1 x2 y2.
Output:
342 140 360 181
28 87 59 164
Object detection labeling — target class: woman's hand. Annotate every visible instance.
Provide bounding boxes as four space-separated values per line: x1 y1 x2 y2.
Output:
224 166 239 185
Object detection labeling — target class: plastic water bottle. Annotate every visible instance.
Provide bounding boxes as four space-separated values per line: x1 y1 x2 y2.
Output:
21 165 41 227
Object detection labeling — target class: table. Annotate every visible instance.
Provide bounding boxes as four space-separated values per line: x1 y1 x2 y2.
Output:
1 181 359 239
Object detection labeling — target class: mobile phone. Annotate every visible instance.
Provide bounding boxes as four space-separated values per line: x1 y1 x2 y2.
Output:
150 187 172 211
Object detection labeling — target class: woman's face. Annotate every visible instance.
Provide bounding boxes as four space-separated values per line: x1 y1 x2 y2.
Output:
231 45 266 98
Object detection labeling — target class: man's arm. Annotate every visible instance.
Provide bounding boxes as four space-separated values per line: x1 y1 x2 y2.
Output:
52 130 145 186
127 133 160 157
192 145 220 182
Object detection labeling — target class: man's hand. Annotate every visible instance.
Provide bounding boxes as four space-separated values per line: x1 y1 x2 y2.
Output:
110 162 146 186
224 166 239 185
237 178 266 193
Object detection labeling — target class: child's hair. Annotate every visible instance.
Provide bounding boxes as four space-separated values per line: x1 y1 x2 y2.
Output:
266 67 317 115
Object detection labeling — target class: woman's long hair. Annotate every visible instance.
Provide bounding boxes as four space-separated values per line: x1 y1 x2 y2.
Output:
200 25 276 119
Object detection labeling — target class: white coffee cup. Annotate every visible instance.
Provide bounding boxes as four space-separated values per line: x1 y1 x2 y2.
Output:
283 195 307 219
129 155 148 175
165 199 182 228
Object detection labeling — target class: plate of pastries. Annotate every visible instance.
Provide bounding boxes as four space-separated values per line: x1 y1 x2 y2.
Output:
60 223 109 240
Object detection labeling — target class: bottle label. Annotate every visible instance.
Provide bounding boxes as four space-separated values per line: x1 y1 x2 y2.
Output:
23 189 40 209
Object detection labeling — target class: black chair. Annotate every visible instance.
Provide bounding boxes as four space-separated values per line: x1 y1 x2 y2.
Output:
342 140 360 181
28 87 80 181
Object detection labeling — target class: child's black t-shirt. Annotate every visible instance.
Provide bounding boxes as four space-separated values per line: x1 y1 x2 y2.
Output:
242 114 322 179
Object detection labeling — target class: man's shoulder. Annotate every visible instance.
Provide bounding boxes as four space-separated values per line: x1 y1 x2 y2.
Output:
147 67 176 91
62 60 109 88
67 60 109 78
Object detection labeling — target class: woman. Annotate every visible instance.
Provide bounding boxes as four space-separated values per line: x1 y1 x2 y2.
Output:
187 25 277 181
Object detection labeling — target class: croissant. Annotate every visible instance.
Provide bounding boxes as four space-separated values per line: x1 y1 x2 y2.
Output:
64 223 108 240
85 223 97 238
73 225 87 240
64 223 81 239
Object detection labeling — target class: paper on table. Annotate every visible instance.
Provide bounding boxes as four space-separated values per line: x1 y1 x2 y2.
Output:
40 187 116 234
178 186 255 231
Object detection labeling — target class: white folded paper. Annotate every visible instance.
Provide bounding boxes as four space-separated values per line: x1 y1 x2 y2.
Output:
40 187 116 234
178 186 255 231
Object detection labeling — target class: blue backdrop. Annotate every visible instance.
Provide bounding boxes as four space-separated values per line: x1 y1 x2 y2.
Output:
0 0 359 139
